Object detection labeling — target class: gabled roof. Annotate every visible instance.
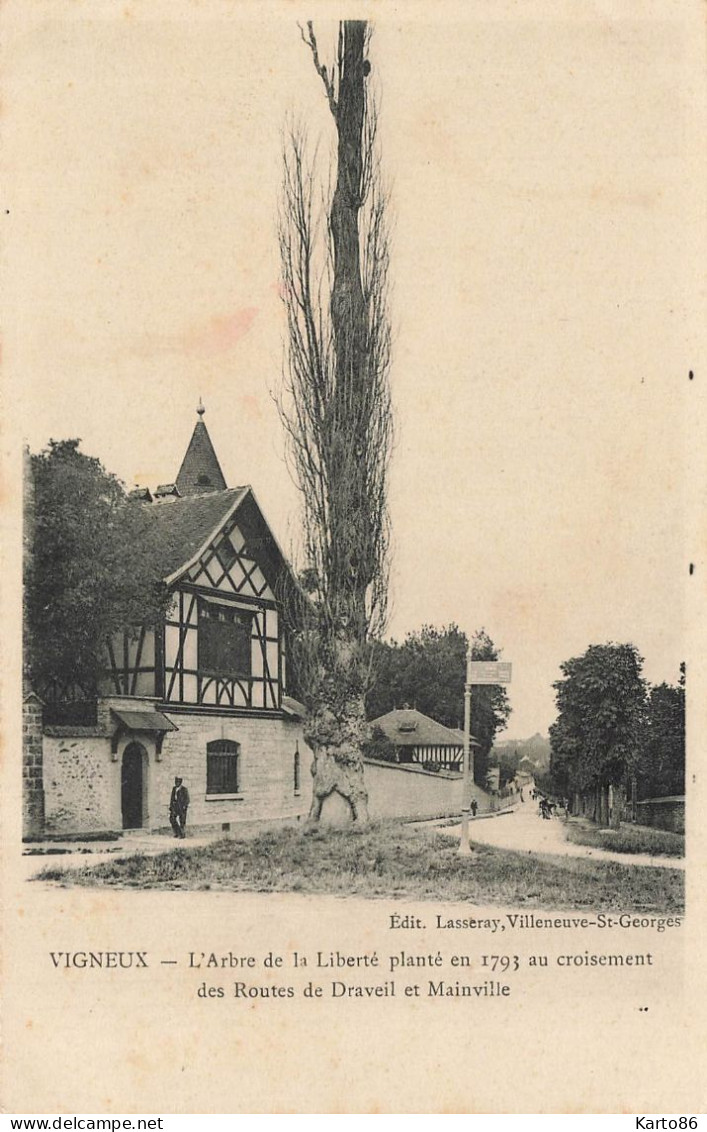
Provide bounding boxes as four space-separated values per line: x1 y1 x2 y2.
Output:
143 487 249 580
139 486 297 599
371 708 478 748
175 416 227 496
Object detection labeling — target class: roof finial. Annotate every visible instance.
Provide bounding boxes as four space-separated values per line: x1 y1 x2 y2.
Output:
197 397 205 418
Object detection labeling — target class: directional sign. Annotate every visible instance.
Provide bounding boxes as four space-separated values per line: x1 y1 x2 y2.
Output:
468 661 512 685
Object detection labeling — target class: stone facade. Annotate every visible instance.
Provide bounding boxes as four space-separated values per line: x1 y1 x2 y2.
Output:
41 695 312 836
152 708 311 831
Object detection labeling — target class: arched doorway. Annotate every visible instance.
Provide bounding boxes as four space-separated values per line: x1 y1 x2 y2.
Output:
121 742 148 829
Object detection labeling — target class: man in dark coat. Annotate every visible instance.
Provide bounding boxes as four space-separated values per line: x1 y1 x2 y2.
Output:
169 777 190 839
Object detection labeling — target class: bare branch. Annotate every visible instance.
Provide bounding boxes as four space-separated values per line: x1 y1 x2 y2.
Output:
299 21 338 117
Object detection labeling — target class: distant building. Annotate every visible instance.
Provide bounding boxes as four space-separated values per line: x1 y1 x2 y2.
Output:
370 707 478 771
516 755 538 786
485 766 501 792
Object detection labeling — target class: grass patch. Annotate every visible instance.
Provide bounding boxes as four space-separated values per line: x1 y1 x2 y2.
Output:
34 821 683 913
565 820 684 859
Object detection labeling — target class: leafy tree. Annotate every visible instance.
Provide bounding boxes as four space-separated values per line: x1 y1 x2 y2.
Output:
638 675 685 799
367 624 467 727
549 643 647 825
360 725 398 764
366 624 511 787
25 439 169 697
278 21 392 822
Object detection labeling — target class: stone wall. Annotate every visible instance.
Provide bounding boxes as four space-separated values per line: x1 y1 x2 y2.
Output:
320 759 493 824
43 729 118 834
635 796 685 835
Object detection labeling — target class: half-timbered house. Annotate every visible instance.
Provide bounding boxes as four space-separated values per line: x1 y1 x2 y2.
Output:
36 407 311 836
370 707 477 771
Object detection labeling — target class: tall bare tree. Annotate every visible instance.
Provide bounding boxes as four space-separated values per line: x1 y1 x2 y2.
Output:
278 20 392 822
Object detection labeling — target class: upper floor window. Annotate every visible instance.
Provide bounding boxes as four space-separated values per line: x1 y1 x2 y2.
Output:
198 600 253 678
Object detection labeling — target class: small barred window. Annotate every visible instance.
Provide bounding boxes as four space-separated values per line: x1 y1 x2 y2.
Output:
294 746 301 795
207 739 240 795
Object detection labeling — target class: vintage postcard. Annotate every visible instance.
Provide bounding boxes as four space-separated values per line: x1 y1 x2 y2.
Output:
2 0 705 1116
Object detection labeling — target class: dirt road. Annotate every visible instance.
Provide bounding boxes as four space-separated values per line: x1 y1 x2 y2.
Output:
445 797 684 870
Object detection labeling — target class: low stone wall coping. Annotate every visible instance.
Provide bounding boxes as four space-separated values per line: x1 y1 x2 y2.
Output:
636 796 685 806
363 757 462 781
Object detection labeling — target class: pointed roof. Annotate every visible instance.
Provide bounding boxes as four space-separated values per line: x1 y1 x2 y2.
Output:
175 402 227 496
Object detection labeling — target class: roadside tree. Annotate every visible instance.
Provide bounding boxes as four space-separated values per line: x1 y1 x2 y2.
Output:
639 674 685 800
549 642 646 827
278 21 393 822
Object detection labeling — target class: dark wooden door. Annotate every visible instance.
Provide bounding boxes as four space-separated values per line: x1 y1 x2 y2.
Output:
121 743 145 829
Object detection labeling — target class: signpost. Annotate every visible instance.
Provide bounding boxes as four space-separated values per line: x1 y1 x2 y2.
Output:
468 661 512 686
458 656 512 855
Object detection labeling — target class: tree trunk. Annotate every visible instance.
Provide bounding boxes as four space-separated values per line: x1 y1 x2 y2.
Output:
306 690 370 823
308 21 372 818
593 784 608 826
330 22 367 370
327 21 374 630
598 785 610 827
610 784 625 830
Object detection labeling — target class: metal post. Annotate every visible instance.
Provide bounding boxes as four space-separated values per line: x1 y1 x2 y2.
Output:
459 646 473 855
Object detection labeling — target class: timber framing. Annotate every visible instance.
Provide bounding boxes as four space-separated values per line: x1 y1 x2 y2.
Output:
98 485 293 717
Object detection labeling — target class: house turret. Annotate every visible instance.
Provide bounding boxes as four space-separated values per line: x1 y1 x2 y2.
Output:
175 400 228 496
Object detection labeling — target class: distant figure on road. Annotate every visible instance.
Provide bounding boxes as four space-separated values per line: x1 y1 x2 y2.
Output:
471 799 478 818
169 777 190 839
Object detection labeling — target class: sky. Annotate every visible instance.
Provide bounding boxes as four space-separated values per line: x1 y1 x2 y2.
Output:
5 0 700 738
